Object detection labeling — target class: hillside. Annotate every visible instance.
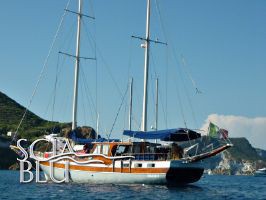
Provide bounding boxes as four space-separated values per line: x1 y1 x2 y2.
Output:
204 137 266 175
0 91 69 140
0 91 98 169
228 137 264 161
0 91 71 170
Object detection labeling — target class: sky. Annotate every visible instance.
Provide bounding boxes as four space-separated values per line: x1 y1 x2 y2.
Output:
0 0 266 149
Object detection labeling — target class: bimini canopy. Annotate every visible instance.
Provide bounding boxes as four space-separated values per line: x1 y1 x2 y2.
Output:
70 131 119 144
123 128 201 142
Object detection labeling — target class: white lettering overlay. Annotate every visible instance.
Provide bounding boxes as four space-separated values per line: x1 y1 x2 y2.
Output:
17 138 73 183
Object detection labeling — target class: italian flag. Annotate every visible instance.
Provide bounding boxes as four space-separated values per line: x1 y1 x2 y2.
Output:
208 122 229 139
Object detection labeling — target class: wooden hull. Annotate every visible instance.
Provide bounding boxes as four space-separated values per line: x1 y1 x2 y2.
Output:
40 160 204 185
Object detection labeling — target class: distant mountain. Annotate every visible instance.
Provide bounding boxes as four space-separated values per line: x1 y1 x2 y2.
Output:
0 91 69 140
204 137 266 175
227 138 264 161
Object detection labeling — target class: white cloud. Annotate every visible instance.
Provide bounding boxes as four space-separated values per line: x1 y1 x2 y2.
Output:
201 114 266 150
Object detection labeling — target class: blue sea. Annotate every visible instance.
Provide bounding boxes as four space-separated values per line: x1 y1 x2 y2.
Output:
0 170 265 200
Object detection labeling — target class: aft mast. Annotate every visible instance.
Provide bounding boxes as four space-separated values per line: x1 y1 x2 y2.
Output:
155 78 158 131
129 78 133 130
141 0 151 132
72 0 82 130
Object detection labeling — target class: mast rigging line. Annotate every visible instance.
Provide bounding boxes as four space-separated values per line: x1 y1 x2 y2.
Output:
82 19 141 133
80 78 89 126
48 46 72 122
51 54 60 123
81 19 97 56
154 0 201 129
180 55 202 94
155 0 201 94
44 51 65 121
81 17 124 99
45 52 71 122
158 85 168 128
149 47 168 128
82 9 142 132
80 15 98 126
174 79 187 129
49 53 70 133
149 52 158 128
13 0 71 141
80 65 98 124
108 84 130 140
179 55 200 127
127 39 148 131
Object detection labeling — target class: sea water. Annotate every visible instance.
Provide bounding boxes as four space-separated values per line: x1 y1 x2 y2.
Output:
0 170 265 200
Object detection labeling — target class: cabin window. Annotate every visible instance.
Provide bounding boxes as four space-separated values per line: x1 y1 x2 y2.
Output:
93 145 101 154
134 163 142 168
147 163 155 168
102 145 109 155
116 145 126 155
133 145 141 153
123 163 130 168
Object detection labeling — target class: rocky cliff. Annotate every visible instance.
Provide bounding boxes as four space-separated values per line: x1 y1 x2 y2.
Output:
204 138 266 175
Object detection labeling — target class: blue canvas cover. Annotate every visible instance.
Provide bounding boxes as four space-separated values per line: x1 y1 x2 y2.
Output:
123 128 201 141
70 131 119 144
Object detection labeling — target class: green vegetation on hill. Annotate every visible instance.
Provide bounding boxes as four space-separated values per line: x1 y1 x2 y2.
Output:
227 138 265 161
0 91 70 140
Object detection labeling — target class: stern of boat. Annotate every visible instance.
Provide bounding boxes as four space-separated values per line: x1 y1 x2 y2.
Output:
166 160 204 185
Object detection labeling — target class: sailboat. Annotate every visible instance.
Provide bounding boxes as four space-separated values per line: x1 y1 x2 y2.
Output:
14 0 232 185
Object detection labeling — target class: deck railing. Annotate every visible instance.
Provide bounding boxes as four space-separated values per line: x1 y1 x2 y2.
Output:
121 153 170 161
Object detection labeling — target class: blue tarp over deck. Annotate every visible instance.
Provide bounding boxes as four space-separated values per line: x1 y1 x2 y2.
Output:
123 128 201 141
70 131 119 144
